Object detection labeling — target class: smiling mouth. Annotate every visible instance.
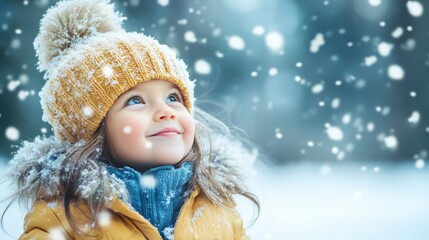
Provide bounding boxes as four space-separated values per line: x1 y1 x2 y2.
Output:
150 132 180 137
149 127 181 137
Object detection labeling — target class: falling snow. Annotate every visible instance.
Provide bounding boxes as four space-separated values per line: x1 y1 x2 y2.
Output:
275 128 283 139
157 0 170 7
407 111 420 124
384 135 398 149
163 227 175 240
228 35 245 50
82 106 94 118
214 51 224 58
178 19 187 25
415 159 425 169
368 0 382 7
265 31 284 52
184 31 197 43
311 83 324 94
102 65 114 78
123 126 132 134
252 25 265 35
145 141 153 149
391 27 404 38
10 39 21 49
268 68 278 76
129 0 140 7
7 80 20 91
377 42 393 57
367 122 375 132
406 1 424 17
326 126 344 141
331 98 340 109
47 201 58 209
141 174 157 188
194 59 211 75
310 33 325 53
387 64 405 80
402 38 416 51
364 56 377 66
5 126 20 141
1 1 429 238
342 114 351 125
97 210 112 227
18 90 30 101
49 228 66 240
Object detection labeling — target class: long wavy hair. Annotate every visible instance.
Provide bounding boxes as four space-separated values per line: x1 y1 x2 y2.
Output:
1 104 260 237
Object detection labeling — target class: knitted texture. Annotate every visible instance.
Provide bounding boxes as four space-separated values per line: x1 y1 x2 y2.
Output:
107 162 193 238
35 0 196 143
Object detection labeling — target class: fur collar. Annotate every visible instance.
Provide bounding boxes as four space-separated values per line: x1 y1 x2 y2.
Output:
5 134 256 206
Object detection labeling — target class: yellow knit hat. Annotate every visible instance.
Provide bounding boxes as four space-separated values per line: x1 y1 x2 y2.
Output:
35 0 196 143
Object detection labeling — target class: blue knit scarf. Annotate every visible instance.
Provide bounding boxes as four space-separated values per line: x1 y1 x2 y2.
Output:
107 161 193 239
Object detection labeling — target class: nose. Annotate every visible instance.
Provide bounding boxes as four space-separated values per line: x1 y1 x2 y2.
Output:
154 104 176 121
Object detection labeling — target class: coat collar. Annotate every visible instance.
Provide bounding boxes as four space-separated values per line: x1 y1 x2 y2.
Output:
106 188 201 240
6 134 256 207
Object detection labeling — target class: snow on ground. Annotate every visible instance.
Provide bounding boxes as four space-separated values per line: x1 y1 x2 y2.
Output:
239 161 429 240
1 159 428 239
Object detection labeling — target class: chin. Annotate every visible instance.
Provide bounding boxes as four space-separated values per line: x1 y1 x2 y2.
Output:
156 157 184 166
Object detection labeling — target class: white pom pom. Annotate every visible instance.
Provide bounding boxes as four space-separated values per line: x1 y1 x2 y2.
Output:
34 0 126 71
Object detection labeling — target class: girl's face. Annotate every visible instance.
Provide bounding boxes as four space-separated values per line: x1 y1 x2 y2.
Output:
105 79 195 171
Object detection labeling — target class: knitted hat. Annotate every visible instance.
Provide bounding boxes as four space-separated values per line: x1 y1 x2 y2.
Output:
35 0 196 143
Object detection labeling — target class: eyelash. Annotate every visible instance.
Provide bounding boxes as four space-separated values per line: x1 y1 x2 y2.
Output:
124 94 143 106
169 92 183 102
123 92 182 107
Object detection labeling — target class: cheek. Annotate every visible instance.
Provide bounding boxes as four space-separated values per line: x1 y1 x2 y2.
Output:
107 116 147 151
183 114 196 142
120 120 146 143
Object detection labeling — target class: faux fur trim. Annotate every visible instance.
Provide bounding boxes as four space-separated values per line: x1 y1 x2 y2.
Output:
5 136 127 203
5 134 256 206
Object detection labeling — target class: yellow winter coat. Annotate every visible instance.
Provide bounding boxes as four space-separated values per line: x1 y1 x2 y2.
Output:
20 188 248 240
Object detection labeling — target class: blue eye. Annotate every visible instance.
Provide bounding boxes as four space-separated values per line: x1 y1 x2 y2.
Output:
126 96 143 106
167 93 181 103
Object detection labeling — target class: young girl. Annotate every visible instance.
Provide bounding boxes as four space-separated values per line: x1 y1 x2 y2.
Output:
3 0 259 239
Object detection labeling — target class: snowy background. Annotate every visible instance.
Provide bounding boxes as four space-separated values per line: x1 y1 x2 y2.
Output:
1 0 429 239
